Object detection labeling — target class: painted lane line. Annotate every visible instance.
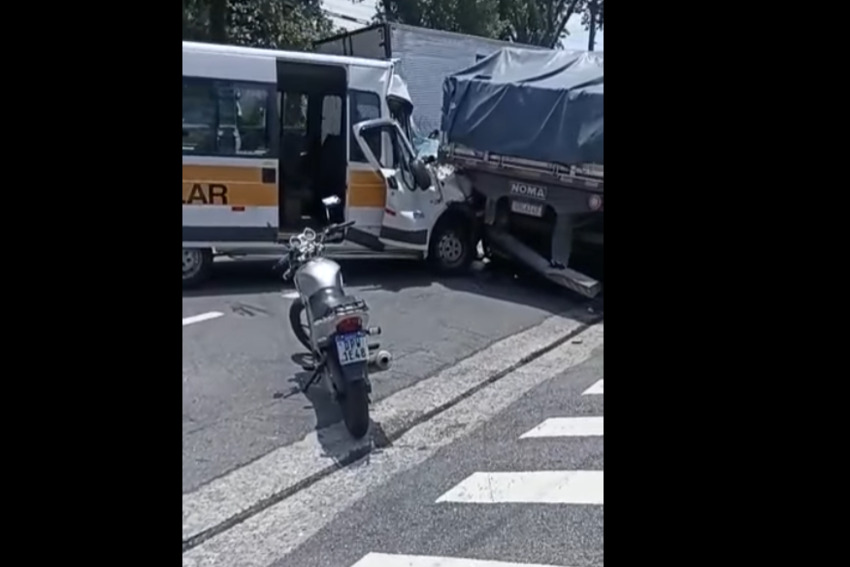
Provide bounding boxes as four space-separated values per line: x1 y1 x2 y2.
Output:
582 379 603 395
183 312 224 327
435 471 604 505
182 311 597 542
181 324 604 567
519 416 604 439
350 552 571 567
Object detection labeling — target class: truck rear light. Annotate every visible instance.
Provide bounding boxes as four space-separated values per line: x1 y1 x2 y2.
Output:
336 317 362 334
588 195 603 211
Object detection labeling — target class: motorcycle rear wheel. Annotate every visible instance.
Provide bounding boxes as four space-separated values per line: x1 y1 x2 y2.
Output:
288 298 312 351
341 380 370 439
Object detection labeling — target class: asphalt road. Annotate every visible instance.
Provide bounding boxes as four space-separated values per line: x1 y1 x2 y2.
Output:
182 257 601 493
273 346 604 567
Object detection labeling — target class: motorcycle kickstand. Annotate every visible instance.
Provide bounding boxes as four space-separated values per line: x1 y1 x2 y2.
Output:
301 355 326 393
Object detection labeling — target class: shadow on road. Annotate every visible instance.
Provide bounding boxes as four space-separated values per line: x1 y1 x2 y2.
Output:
183 255 604 316
285 356 385 461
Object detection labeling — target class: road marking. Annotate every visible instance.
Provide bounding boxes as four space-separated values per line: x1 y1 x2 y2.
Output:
181 324 604 567
582 379 603 395
350 552 570 567
281 291 299 299
519 416 604 438
183 312 224 326
435 471 604 505
182 312 597 542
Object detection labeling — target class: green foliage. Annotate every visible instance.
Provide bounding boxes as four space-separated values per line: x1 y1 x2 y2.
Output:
377 0 602 48
377 0 504 39
580 0 603 31
182 0 335 51
181 0 603 52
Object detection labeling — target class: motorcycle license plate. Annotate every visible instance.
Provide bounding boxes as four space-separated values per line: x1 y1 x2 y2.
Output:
335 332 368 366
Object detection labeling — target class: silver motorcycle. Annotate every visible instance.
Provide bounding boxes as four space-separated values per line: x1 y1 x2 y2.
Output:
278 199 391 439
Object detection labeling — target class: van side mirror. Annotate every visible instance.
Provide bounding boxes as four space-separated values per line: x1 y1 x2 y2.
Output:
321 195 342 221
411 159 431 189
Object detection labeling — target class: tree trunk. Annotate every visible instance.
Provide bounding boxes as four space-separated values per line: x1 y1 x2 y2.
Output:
210 0 228 43
587 0 598 51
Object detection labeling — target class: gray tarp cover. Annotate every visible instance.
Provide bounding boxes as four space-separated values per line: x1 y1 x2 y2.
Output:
441 47 603 166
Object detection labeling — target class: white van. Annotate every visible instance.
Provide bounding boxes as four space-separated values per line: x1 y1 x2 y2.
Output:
183 41 475 286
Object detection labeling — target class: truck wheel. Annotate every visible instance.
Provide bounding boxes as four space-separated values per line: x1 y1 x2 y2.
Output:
428 216 473 275
182 248 212 288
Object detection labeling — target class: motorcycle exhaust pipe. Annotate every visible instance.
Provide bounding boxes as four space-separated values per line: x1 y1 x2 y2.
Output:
368 350 392 372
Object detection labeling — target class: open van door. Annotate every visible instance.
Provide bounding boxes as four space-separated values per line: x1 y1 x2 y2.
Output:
352 118 435 250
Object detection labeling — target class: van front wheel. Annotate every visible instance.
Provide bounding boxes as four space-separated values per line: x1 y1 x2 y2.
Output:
428 216 473 275
182 248 212 288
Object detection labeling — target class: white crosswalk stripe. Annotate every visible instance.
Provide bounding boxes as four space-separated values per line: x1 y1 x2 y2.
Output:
519 416 604 438
435 470 604 504
350 552 571 567
347 377 604 567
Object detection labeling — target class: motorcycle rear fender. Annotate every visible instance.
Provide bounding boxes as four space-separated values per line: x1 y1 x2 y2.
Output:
313 311 370 342
326 340 370 393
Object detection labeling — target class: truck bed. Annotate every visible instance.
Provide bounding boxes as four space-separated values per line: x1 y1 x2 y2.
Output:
440 144 604 194
441 47 603 167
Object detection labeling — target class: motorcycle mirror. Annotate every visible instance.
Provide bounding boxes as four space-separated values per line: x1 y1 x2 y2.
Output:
411 159 431 189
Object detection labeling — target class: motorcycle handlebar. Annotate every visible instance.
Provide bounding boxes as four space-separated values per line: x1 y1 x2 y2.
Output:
277 221 356 277
324 220 356 237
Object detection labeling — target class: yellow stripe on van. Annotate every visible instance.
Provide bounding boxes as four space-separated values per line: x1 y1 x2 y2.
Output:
348 170 386 207
183 165 277 207
182 165 386 208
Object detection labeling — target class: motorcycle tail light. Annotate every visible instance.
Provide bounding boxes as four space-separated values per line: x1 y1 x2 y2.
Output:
336 317 362 334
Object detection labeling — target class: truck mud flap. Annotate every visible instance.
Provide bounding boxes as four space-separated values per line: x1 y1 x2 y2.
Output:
485 227 601 298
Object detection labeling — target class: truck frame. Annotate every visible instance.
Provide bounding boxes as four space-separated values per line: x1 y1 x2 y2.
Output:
440 145 603 298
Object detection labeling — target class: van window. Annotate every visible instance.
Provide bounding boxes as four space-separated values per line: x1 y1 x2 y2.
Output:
282 92 308 131
183 77 273 157
322 95 342 141
350 90 381 163
183 81 217 154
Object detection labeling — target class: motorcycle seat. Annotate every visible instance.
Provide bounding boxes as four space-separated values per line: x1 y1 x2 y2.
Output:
309 287 363 319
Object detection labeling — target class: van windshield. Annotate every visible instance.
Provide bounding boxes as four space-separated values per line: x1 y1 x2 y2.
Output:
388 98 413 142
388 97 434 159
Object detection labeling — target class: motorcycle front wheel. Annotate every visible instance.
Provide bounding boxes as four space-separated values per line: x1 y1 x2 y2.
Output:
288 298 312 351
340 380 370 439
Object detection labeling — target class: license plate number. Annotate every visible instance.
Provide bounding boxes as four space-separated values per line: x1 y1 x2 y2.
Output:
510 200 543 217
335 332 368 366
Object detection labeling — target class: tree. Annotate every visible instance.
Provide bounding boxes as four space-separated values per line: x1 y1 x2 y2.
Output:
497 0 584 48
210 0 227 42
377 0 504 39
376 0 598 49
581 0 603 50
183 0 335 51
